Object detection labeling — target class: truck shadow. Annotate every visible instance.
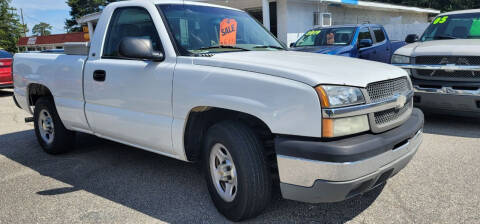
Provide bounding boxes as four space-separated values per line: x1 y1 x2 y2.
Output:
422 111 480 138
0 130 383 223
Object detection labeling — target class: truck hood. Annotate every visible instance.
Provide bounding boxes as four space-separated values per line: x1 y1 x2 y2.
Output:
395 39 480 57
192 51 406 87
290 45 351 55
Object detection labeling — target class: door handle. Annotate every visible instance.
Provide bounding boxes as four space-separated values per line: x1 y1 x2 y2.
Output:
93 70 106 82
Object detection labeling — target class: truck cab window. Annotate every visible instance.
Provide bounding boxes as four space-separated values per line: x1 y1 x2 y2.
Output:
103 7 162 58
372 27 386 43
358 27 373 42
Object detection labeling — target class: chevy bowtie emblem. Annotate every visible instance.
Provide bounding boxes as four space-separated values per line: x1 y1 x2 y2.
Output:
395 95 407 110
441 64 457 73
439 57 450 65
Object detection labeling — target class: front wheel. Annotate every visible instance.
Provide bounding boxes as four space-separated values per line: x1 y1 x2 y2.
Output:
33 97 75 154
203 121 272 221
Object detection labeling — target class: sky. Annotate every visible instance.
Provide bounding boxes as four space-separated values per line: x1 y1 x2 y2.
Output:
10 0 71 36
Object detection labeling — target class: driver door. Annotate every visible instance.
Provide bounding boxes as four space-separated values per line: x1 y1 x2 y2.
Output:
358 27 376 61
83 6 174 154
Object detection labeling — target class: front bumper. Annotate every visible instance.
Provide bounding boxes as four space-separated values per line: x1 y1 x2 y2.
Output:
276 108 424 203
411 78 480 116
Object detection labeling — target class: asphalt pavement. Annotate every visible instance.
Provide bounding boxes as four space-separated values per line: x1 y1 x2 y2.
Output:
0 89 479 223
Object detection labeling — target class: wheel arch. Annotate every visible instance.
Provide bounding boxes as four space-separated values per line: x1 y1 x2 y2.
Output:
27 83 54 108
182 106 276 165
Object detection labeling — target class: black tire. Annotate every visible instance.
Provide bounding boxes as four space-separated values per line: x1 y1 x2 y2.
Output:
33 97 75 154
203 120 272 221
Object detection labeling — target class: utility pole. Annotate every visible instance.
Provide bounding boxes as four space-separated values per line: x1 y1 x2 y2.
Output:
20 8 27 37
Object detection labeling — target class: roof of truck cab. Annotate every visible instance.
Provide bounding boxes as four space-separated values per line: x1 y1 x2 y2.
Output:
140 0 241 11
0 50 12 58
439 9 480 16
77 0 243 25
309 24 383 30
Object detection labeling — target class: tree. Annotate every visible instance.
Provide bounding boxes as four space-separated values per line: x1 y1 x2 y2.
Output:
65 0 118 32
0 0 26 52
32 22 53 36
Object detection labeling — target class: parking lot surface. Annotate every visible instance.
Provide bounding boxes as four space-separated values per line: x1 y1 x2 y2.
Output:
0 89 479 224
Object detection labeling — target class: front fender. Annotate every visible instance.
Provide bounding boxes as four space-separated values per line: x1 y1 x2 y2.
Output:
173 63 323 138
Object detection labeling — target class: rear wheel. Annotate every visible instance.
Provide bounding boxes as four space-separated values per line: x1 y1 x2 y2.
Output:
33 97 75 154
203 121 272 221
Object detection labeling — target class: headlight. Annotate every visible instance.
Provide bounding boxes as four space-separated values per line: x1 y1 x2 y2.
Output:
315 85 369 138
391 54 411 64
323 115 370 138
315 85 365 108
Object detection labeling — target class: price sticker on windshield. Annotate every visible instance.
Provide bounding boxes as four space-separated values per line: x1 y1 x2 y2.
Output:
219 18 237 46
305 30 321 36
433 16 448 24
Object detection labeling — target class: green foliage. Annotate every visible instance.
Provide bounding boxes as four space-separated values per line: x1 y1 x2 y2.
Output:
65 0 118 32
371 0 480 12
32 22 53 36
0 0 26 52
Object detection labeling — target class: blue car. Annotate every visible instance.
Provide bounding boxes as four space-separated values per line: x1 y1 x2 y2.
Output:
290 24 406 64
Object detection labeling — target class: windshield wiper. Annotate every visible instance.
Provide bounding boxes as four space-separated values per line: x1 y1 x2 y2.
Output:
196 45 251 52
433 35 457 40
252 45 285 50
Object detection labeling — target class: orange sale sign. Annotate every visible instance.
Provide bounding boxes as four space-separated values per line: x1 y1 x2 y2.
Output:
219 18 237 45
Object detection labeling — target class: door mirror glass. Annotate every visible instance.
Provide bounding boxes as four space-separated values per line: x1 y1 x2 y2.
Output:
359 39 373 48
119 37 164 61
405 34 419 43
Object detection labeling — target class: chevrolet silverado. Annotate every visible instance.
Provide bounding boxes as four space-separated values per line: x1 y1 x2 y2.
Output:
13 0 424 221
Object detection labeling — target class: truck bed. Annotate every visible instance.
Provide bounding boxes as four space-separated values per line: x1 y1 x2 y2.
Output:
13 53 90 131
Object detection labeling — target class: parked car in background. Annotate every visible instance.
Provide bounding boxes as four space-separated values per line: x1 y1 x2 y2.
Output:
290 24 406 64
13 0 424 221
0 50 13 89
392 9 480 117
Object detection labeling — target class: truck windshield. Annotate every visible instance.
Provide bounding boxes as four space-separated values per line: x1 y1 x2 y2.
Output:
421 13 480 41
158 4 285 55
294 27 356 47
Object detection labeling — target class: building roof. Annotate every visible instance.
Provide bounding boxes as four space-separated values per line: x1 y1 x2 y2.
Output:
18 33 88 46
317 0 440 14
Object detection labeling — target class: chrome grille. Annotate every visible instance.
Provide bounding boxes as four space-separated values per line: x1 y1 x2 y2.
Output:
413 56 480 81
366 77 413 133
374 101 412 125
415 56 480 65
413 69 480 81
366 77 410 103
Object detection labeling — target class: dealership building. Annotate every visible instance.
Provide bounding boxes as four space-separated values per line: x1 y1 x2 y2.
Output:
17 33 89 52
196 0 440 45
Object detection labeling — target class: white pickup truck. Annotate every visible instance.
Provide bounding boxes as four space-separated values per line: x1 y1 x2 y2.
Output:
13 0 424 221
392 9 480 116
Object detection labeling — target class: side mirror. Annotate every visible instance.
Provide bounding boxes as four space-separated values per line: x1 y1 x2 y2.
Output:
119 37 164 61
358 39 373 48
405 34 419 44
289 42 296 48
